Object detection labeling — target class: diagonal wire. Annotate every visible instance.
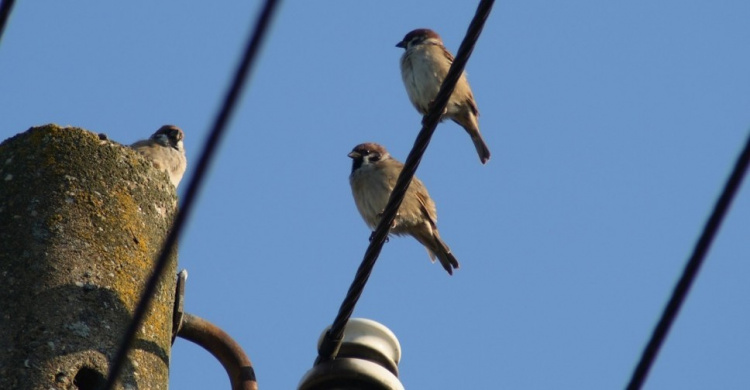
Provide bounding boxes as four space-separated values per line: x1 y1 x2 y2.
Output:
316 0 495 362
0 0 16 45
626 131 750 390
102 1 281 388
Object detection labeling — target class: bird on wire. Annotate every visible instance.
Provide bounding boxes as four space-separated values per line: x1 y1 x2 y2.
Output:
348 142 460 275
397 28 491 164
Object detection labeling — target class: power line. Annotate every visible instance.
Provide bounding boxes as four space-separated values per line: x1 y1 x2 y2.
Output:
0 0 16 45
316 0 496 363
101 1 281 388
626 131 750 390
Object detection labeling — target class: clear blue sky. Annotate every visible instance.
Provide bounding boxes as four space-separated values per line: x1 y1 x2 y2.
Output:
2 1 749 389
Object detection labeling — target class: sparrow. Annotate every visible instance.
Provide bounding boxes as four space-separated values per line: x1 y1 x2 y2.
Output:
131 125 187 188
397 28 491 164
348 142 460 275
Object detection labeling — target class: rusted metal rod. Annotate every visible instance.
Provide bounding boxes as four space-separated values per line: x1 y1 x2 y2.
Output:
177 313 257 390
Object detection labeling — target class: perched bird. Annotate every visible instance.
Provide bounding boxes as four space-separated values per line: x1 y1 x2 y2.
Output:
131 125 187 188
348 142 459 275
396 28 491 164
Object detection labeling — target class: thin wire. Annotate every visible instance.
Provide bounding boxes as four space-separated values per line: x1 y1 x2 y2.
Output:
626 131 750 390
102 1 281 388
317 0 496 362
0 0 16 45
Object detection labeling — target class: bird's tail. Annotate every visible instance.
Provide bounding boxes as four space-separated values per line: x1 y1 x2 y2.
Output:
471 133 491 164
452 116 491 164
414 229 460 275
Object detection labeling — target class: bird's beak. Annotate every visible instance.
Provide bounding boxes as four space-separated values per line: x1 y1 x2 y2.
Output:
348 152 360 159
395 41 406 48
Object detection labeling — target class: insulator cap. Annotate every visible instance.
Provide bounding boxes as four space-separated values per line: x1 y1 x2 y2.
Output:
299 318 404 390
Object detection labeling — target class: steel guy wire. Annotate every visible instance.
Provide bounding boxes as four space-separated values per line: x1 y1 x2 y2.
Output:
102 1 281 388
0 0 16 45
626 131 750 390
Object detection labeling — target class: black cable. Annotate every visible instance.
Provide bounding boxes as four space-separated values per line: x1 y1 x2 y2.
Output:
316 0 496 362
0 0 16 45
626 131 750 390
101 1 281 388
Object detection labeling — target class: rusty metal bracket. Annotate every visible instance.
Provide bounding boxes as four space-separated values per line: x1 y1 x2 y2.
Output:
177 313 258 390
172 270 188 344
171 270 257 390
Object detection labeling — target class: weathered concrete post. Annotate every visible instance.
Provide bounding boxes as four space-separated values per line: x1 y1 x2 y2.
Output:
0 125 178 389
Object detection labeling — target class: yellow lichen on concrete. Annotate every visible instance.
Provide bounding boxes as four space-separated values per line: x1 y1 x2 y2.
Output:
0 124 178 389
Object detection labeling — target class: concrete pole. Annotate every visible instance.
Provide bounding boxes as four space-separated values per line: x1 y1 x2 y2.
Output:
0 124 178 389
